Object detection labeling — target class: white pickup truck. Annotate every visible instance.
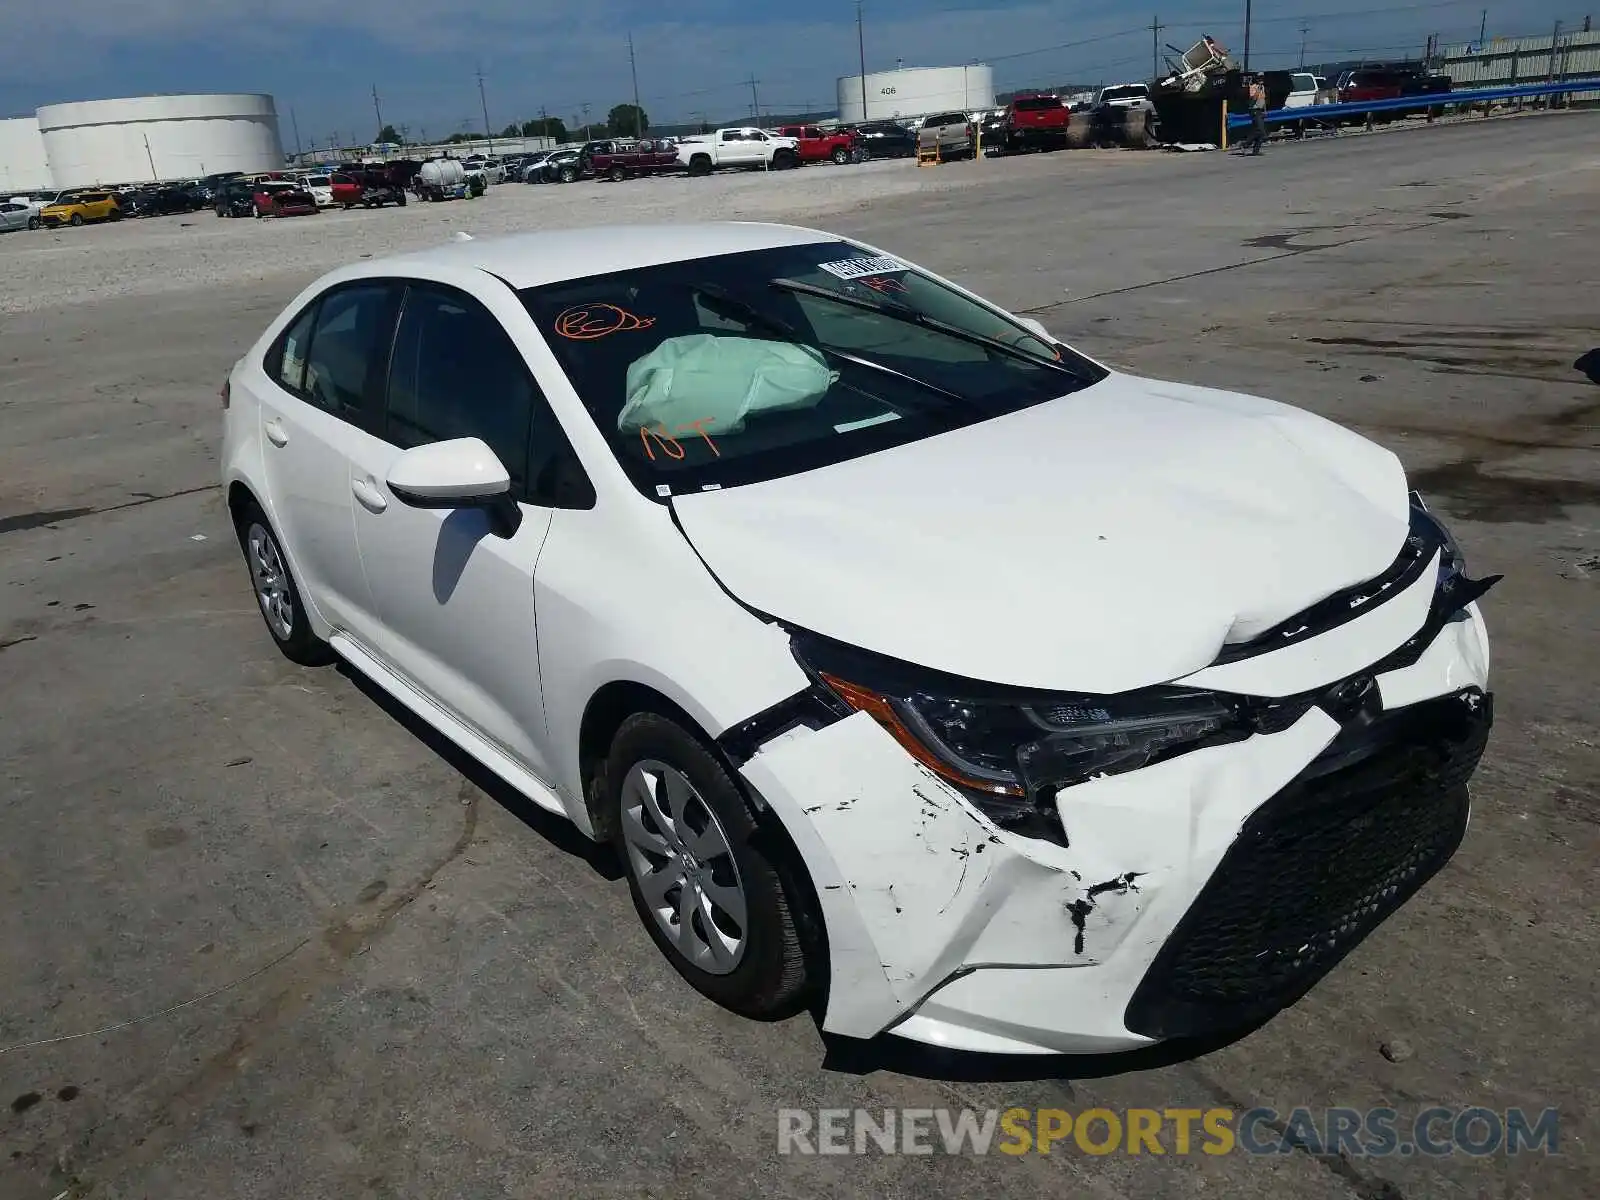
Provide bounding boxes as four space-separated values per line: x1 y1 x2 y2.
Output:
677 127 800 176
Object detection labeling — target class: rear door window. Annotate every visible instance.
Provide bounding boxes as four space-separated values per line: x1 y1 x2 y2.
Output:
302 283 398 421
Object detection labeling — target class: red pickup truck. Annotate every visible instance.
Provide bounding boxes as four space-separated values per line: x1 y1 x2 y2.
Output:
1000 92 1072 152
586 139 681 181
775 125 860 165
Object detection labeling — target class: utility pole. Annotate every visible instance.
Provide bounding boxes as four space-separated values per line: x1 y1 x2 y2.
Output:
581 102 591 139
1548 19 1562 84
857 1 869 122
372 84 384 141
748 74 762 126
1151 15 1164 82
539 105 549 143
1478 9 1488 48
628 31 643 137
477 64 494 152
289 106 303 157
1299 21 1311 67
1243 0 1253 72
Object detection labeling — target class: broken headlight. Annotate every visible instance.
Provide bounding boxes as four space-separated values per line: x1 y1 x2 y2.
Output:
796 637 1242 831
1410 492 1484 621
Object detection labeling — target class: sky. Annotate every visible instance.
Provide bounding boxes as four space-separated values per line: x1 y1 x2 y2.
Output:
0 0 1587 142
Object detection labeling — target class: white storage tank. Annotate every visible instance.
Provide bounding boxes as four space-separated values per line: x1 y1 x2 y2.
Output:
36 94 285 188
0 116 50 193
837 64 995 123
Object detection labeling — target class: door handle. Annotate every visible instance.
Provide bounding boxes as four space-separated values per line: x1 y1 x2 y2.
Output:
264 420 289 447
351 477 388 513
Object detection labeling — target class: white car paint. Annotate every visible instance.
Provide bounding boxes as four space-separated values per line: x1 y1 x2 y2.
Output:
222 222 1495 1055
299 174 335 207
1284 72 1322 109
676 128 800 171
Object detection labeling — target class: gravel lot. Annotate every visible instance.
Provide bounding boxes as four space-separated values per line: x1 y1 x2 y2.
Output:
0 152 1158 313
1 111 1597 1200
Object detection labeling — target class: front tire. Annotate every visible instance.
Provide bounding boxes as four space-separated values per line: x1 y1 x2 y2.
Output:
606 713 811 1018
236 503 333 666
69 213 84 227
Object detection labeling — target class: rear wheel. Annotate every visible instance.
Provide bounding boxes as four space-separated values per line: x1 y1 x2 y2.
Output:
235 503 333 667
396 191 407 206
606 713 812 1018
27 216 40 230
831 146 849 165
688 155 712 177
608 164 627 183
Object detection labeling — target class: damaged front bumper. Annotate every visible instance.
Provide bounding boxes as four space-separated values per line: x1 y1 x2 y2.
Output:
736 603 1492 1055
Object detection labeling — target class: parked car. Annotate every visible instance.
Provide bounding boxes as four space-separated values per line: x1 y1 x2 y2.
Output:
999 93 1071 152
774 125 861 165
849 121 916 158
0 200 33 232
330 169 408 208
917 110 978 159
532 148 584 184
253 181 319 218
588 138 681 181
1094 83 1152 110
39 191 121 227
125 184 197 217
214 178 260 218
299 173 336 207
676 128 800 175
4 194 47 229
220 222 1497 1055
194 171 245 205
518 150 553 181
1283 71 1321 109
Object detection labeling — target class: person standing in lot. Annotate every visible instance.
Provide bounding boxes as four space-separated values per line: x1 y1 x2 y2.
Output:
1247 75 1268 155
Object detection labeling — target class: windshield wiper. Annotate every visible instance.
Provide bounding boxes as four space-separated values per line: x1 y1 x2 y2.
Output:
769 277 1094 384
691 284 969 406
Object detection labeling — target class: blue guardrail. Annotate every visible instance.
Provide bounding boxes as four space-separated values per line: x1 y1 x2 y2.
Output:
1226 78 1600 129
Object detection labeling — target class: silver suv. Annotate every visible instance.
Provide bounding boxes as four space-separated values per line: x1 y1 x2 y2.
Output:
916 111 974 160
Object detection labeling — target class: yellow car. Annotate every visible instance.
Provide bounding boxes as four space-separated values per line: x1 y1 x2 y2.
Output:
39 191 122 228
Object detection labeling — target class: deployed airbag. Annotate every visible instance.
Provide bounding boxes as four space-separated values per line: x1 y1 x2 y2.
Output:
618 334 838 434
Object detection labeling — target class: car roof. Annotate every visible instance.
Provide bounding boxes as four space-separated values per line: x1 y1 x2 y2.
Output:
355 222 838 290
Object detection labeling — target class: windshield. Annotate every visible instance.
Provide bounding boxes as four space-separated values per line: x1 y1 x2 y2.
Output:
520 241 1106 497
1101 86 1147 102
305 175 330 186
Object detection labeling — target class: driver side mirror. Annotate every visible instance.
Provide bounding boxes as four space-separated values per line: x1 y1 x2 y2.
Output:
386 437 522 538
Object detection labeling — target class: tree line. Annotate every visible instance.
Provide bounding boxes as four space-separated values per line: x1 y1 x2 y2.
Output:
374 104 652 149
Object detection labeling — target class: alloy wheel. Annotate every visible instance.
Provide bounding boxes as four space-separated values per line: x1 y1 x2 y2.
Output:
619 759 748 975
247 523 294 640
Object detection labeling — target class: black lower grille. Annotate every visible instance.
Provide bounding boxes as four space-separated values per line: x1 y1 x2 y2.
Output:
1124 690 1491 1041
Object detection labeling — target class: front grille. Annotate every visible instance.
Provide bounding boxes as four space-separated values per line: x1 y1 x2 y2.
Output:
1124 690 1491 1042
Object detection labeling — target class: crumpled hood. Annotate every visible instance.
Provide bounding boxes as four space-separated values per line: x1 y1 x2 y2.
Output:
671 373 1410 694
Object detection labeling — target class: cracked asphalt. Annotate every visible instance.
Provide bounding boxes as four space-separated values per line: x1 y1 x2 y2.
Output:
1 111 1596 1199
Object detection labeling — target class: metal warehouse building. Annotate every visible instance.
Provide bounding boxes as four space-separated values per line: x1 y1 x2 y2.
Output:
837 64 996 123
3 93 286 193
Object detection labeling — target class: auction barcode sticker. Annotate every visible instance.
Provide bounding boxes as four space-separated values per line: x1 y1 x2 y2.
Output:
818 255 909 280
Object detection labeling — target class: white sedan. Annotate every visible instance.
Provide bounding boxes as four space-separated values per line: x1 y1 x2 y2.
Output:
221 223 1496 1054
298 173 336 208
